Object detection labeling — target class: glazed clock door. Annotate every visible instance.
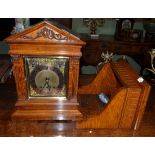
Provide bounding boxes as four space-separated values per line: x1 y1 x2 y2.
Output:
25 56 69 98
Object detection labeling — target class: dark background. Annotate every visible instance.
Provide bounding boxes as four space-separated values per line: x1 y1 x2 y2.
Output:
0 18 72 40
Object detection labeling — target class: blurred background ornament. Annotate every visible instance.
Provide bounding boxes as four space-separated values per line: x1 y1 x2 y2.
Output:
11 18 30 34
143 19 155 41
146 49 155 74
83 18 105 35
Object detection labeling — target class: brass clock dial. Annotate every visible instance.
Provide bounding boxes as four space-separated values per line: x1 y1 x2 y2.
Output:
35 70 59 90
25 57 69 98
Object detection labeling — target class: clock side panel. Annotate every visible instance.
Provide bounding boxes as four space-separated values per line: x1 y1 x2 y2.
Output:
68 57 80 101
24 56 69 99
11 55 27 100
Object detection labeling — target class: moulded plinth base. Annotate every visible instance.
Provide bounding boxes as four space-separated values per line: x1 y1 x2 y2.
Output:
11 100 82 121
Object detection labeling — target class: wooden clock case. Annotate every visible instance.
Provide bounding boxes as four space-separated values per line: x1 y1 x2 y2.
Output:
5 21 85 121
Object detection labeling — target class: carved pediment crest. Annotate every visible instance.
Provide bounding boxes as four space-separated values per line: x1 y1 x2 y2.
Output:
18 27 69 41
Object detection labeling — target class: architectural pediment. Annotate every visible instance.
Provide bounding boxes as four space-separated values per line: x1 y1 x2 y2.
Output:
5 21 85 45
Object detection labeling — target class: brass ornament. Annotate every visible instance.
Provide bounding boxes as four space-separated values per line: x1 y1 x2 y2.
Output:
146 49 155 74
83 18 105 34
101 51 113 63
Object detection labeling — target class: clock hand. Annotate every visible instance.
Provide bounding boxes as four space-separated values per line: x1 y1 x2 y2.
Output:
43 77 51 91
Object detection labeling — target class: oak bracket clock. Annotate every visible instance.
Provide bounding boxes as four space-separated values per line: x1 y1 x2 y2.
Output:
5 21 85 120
